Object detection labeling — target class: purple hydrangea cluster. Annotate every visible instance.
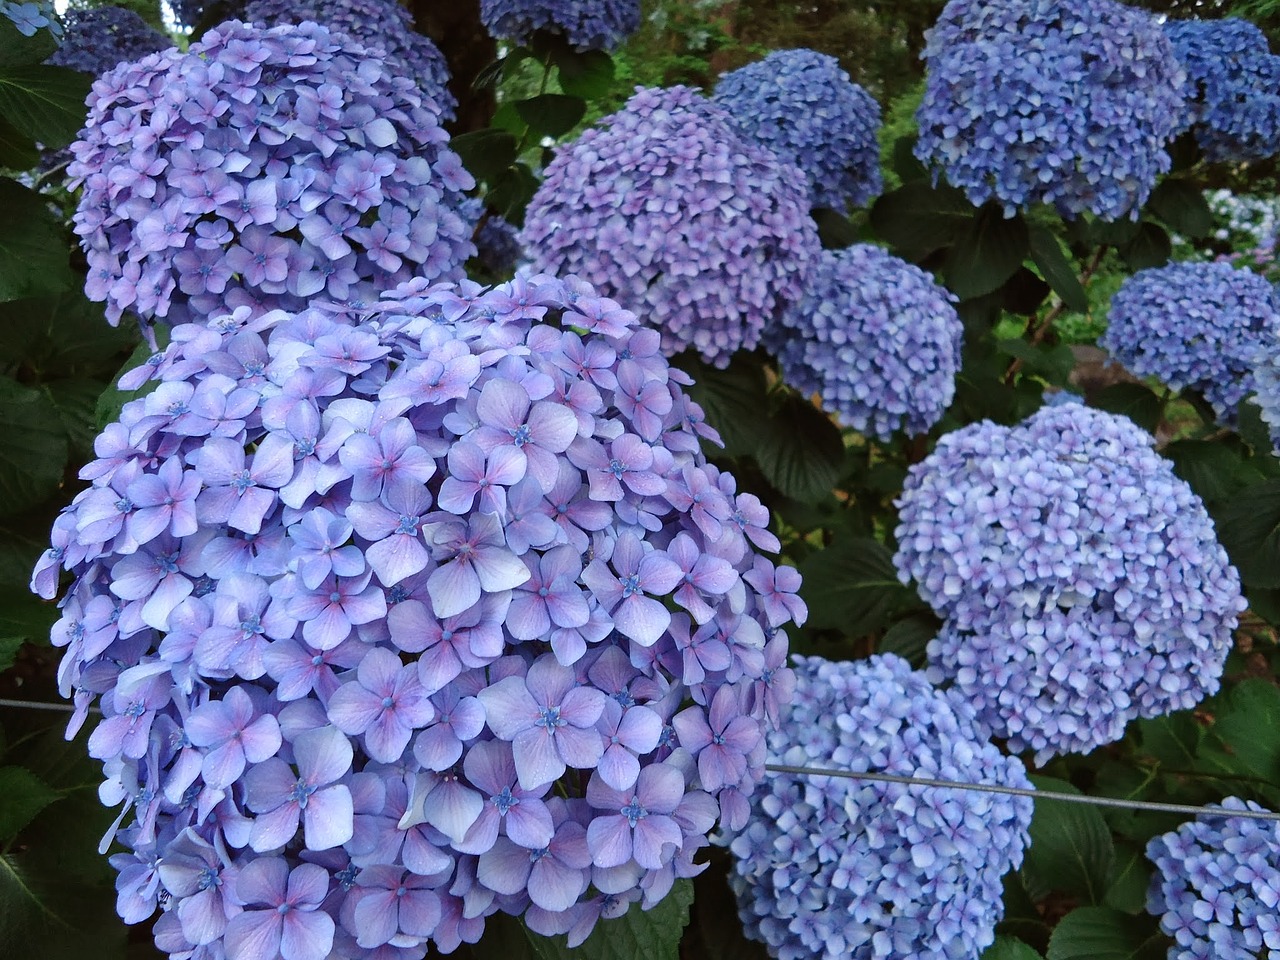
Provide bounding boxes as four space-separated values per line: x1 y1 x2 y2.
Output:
1146 798 1280 959
727 654 1033 960
712 49 882 212
32 272 806 958
893 402 1245 762
521 85 820 369
1251 343 1280 456
46 7 171 77
479 0 640 51
242 0 457 121
1166 19 1280 163
68 20 475 329
765 244 961 440
1100 261 1280 425
915 0 1188 220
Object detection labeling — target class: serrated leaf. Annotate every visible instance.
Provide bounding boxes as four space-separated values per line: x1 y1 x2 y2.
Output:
487 162 539 226
798 537 916 634
0 113 36 169
555 49 615 100
1202 678 1280 783
1022 775 1115 904
1147 179 1211 239
812 207 860 250
876 612 941 667
1216 478 1280 589
679 354 769 459
0 587 56 644
1163 439 1255 506
1091 383 1163 434
0 16 57 69
0 851 126 960
0 766 58 841
0 375 67 516
0 292 137 375
983 936 1045 960
1103 842 1153 914
752 393 844 503
869 179 972 255
0 65 91 150
524 879 693 960
0 179 75 301
44 379 103 461
515 94 586 139
1118 222 1171 271
451 129 518 182
945 207 1030 300
1027 224 1087 312
1045 907 1165 960
1137 712 1203 769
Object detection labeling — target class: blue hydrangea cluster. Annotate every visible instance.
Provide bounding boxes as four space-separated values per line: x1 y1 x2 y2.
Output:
1252 347 1280 456
1166 19 1280 163
727 654 1033 960
712 49 882 212
765 244 961 440
1 0 59 38
1146 798 1280 960
31 272 806 959
521 85 820 369
68 20 475 329
894 402 1245 762
242 0 456 121
46 7 171 77
915 0 1188 220
479 0 640 51
1100 261 1280 425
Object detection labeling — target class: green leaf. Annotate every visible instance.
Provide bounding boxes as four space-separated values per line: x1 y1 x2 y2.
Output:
95 340 161 429
524 879 693 960
1147 179 1212 239
0 375 67 516
0 587 57 645
0 292 137 376
1091 383 1164 434
0 179 75 302
0 65 91 150
798 537 916 635
1021 775 1115 904
45 379 103 462
892 135 927 184
869 180 972 255
1045 907 1166 960
678 353 769 459
1163 440 1256 506
1088 217 1140 247
0 852 127 960
555 49 615 100
1118 222 1171 271
0 635 23 672
1000 266 1052 316
983 936 1045 960
1202 678 1280 783
1027 224 1088 312
996 339 1075 386
876 612 941 667
0 114 37 170
1103 841 1153 914
0 16 57 69
472 57 508 91
688 849 772 960
752 393 844 503
945 207 1030 300
451 129 518 182
1137 712 1203 769
812 207 860 250
487 162 540 226
1216 478 1280 589
0 766 58 841
515 94 586 139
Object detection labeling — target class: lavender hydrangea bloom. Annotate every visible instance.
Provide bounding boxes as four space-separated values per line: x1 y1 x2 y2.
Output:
479 0 640 51
1100 261 1280 425
894 402 1246 762
713 49 882 211
766 244 961 439
33 272 806 957
915 0 1188 220
242 0 457 120
726 654 1033 960
1147 798 1280 960
522 86 820 368
1166 19 1280 163
47 7 171 77
69 20 475 329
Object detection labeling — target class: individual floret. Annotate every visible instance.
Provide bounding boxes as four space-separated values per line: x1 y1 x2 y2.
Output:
521 85 820 369
915 0 1188 220
31 272 806 958
69 20 475 329
1146 798 1280 960
894 402 1245 761
2 0 59 38
47 7 170 77
713 49 882 212
766 244 961 440
1100 261 1280 424
480 0 640 51
727 654 1033 960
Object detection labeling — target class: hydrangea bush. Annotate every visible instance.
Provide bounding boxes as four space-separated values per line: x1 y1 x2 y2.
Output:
727 654 1033 960
31 272 806 957
479 0 641 51
68 20 475 329
765 244 961 440
915 0 1188 220
46 6 171 78
1146 798 1280 959
521 85 820 369
242 0 457 120
1100 261 1280 425
712 49 882 212
1165 18 1280 163
894 402 1246 761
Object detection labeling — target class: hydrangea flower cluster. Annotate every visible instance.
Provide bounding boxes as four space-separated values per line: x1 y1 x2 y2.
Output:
894 402 1245 761
46 7 171 77
915 0 1188 220
32 272 806 958
1165 19 1280 163
68 20 475 329
521 85 820 369
1146 798 1280 960
479 0 641 51
1100 261 1280 424
712 49 882 212
727 654 1033 960
242 0 457 121
765 244 961 440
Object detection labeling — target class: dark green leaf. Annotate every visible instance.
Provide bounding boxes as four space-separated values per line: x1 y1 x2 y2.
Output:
1165 438 1261 505
812 207 859 250
1022 775 1115 904
1118 222 1171 271
1001 266 1051 316
451 129 519 182
555 49 615 100
473 58 508 91
1091 383 1164 434
1045 907 1166 960
0 588 57 645
1027 224 1088 312
1103 842 1153 914
876 612 941 667
0 766 57 841
0 178 75 301
798 537 916 635
0 636 22 671
0 65 91 150
996 339 1075 386
945 207 1030 300
0 375 67 516
45 379 103 462
487 162 540 226
0 16 57 69
752 393 844 503
0 114 36 170
515 94 586 139
1137 712 1203 769
523 879 693 960
0 852 127 960
1088 217 1139 247
0 292 136 376
1147 179 1212 239
1217 478 1280 588
892 135 926 183
688 849 772 960
869 180 972 255
1203 678 1280 783
983 937 1045 960
678 354 769 459
95 340 161 429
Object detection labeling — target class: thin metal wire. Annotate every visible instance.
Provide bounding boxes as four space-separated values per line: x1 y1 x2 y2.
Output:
0 697 83 713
